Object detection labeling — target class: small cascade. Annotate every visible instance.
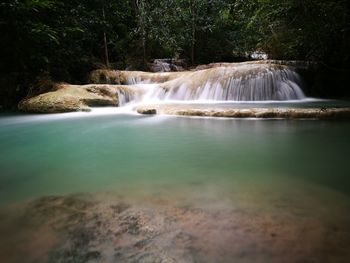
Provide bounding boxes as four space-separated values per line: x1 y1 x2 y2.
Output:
19 62 308 114
122 71 181 85
115 63 306 106
115 86 144 106
152 64 305 101
116 84 161 106
124 74 150 85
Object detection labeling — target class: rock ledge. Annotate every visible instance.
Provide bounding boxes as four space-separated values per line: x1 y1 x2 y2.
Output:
137 105 350 120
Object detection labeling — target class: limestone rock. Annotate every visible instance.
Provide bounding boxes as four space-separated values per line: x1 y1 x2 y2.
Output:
18 84 119 113
136 107 157 115
148 58 186 72
89 69 126 84
90 69 188 85
136 104 350 120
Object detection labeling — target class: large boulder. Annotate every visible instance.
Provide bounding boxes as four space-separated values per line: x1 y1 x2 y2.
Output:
148 58 186 72
18 84 120 113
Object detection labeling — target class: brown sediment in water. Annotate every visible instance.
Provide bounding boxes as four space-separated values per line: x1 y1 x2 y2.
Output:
0 204 58 263
1 187 350 263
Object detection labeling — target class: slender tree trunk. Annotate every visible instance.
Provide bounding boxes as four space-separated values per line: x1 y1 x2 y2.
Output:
140 3 146 68
136 0 147 68
190 0 195 65
191 25 195 65
102 1 110 68
142 36 146 68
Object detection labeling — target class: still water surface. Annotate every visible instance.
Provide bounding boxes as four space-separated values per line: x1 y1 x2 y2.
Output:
1 111 349 203
0 111 350 262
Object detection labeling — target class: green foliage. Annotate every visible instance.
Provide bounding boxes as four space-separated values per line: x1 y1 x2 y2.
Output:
245 0 349 62
0 0 349 108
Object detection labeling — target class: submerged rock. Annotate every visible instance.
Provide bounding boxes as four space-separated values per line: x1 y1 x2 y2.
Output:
2 192 350 263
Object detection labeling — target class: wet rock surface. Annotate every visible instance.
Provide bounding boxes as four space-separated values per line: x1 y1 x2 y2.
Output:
1 192 350 263
18 84 138 113
137 104 350 120
194 60 317 71
89 69 185 85
19 61 311 113
148 58 186 72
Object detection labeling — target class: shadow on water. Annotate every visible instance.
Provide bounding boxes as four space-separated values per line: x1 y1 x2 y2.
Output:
170 116 350 195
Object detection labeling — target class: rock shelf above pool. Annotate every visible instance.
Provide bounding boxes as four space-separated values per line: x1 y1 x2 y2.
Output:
17 61 350 118
136 104 350 120
18 84 138 113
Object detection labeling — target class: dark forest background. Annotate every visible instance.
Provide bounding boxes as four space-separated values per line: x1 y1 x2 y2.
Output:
0 0 349 109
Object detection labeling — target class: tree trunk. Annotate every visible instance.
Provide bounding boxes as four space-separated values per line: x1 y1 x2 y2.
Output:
142 37 146 68
102 2 110 68
136 0 147 68
191 28 195 65
190 0 195 65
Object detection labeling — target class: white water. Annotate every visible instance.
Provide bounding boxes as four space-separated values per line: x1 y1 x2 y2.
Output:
116 64 306 108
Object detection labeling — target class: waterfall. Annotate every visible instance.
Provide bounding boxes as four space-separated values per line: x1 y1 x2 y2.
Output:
115 86 144 106
115 63 306 105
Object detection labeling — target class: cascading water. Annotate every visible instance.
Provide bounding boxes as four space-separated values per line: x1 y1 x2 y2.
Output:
116 84 158 106
155 64 305 101
116 63 306 107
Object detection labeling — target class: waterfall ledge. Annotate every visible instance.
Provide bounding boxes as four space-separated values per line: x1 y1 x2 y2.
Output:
19 62 348 118
136 104 350 120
